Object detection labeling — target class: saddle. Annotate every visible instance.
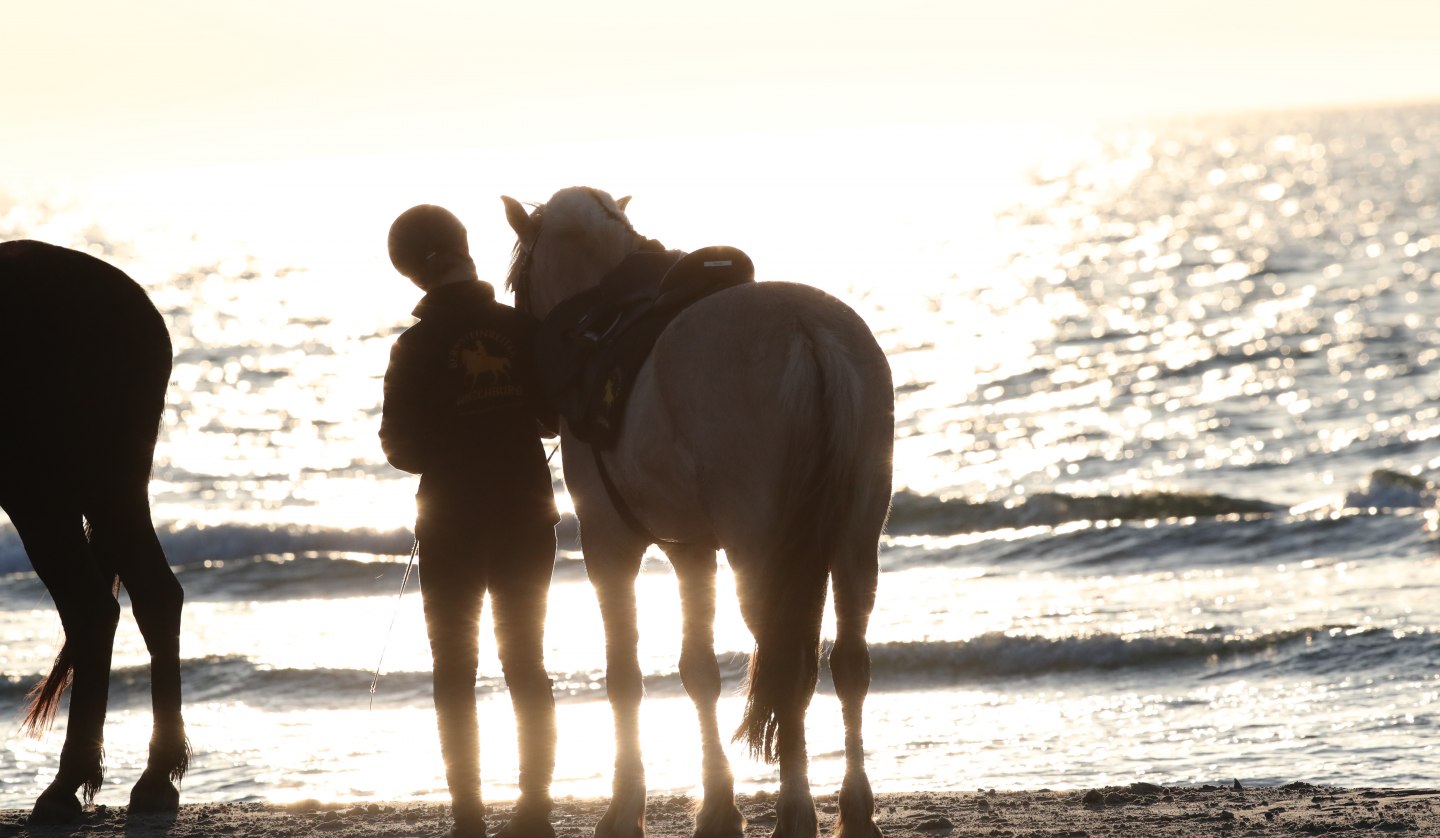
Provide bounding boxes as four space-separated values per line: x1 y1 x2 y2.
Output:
535 245 755 446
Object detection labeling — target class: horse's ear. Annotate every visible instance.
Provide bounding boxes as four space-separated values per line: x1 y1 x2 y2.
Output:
616 195 632 212
502 195 536 245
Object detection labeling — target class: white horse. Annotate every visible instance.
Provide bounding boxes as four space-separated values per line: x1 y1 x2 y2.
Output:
503 188 893 838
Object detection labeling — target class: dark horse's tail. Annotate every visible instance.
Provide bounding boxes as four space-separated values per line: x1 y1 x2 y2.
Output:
734 313 892 762
21 646 75 735
19 566 122 736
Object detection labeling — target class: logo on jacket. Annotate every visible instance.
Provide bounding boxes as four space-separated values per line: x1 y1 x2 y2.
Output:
458 338 512 386
449 331 523 408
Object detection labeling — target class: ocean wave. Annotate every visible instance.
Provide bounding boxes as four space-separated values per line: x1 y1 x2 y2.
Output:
994 507 1430 571
4 502 1428 603
1 474 1426 584
0 489 1283 577
884 490 1435 577
0 550 591 606
856 627 1433 683
5 628 1429 713
1339 468 1438 511
885 489 1281 537
887 465 1440 540
0 515 583 577
0 521 415 576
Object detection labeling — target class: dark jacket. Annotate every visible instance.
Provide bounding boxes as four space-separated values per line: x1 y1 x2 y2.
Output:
381 279 558 525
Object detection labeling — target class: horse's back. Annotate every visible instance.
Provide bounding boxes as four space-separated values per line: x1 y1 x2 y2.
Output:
651 280 891 427
616 280 893 549
1 239 165 325
0 240 172 487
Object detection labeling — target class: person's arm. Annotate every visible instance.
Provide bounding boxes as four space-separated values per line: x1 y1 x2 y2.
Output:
380 333 440 473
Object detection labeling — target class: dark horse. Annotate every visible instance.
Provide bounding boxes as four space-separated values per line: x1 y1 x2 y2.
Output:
0 240 189 822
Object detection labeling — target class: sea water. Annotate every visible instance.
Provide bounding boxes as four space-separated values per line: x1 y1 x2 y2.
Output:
1 104 1438 808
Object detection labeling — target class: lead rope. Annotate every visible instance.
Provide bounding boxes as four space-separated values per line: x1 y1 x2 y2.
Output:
369 537 419 710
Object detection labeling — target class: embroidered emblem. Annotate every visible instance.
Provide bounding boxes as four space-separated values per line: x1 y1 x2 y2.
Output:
449 330 524 408
453 332 513 386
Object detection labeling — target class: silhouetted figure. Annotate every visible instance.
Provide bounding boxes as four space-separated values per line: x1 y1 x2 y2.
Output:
0 240 189 823
381 206 560 838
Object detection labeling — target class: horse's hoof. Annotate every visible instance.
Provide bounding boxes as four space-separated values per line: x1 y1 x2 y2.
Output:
835 821 883 838
29 791 83 825
128 774 180 813
595 806 646 838
693 800 745 838
694 817 745 838
497 811 556 838
769 807 818 838
440 823 488 838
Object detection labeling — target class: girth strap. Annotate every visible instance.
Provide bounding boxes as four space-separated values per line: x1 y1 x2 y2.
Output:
591 445 675 546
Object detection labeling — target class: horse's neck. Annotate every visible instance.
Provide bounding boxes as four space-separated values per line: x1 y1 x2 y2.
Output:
532 242 639 318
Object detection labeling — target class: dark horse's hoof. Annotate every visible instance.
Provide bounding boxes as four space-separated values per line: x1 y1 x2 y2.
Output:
29 791 83 825
128 773 180 813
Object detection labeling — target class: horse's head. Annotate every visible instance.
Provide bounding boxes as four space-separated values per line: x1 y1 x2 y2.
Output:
502 186 644 318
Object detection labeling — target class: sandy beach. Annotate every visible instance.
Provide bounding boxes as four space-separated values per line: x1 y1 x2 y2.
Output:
4 786 1439 837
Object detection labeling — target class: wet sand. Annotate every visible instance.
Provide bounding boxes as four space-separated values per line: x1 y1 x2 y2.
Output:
4 785 1439 837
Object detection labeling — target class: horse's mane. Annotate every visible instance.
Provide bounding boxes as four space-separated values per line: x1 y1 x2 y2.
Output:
504 202 543 293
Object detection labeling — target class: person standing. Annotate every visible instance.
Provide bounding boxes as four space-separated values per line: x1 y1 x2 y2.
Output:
380 204 559 838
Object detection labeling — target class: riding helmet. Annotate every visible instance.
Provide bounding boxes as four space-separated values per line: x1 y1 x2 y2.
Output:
388 204 470 280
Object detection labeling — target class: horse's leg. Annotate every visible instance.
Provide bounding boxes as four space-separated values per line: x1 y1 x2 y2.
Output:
490 525 558 838
665 545 743 838
829 549 881 838
728 556 825 838
772 703 818 838
88 489 189 812
7 497 119 823
588 539 649 838
419 532 488 838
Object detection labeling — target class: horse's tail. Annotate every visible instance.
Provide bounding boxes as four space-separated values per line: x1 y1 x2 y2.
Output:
20 644 75 736
20 563 122 737
735 310 892 762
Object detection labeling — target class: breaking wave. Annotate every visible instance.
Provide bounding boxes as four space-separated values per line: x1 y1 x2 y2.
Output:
5 626 1429 710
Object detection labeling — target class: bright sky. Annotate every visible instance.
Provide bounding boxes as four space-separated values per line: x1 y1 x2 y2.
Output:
5 0 1439 178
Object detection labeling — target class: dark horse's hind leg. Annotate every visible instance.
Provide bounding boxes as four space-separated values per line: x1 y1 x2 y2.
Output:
88 490 189 812
4 492 120 824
